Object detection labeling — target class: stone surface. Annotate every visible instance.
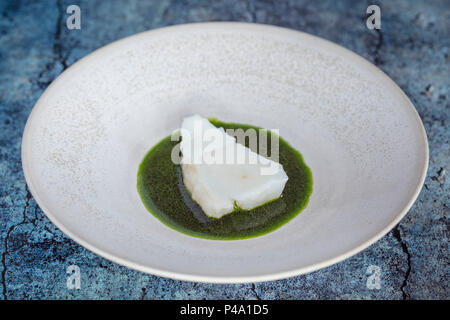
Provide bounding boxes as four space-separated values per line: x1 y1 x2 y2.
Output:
0 0 448 300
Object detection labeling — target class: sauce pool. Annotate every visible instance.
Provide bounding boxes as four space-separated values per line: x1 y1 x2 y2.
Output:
137 119 313 240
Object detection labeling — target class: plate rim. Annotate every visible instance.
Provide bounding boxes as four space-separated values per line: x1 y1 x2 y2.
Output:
21 22 429 283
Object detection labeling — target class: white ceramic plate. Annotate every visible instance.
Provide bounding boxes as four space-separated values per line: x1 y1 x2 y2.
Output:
22 23 428 283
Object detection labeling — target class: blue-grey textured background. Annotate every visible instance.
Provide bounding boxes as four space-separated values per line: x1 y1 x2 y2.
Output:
0 0 448 300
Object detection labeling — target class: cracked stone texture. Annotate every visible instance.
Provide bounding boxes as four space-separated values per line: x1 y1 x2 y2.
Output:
0 0 448 300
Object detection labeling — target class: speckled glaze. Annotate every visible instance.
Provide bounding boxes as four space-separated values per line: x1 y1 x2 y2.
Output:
21 23 428 283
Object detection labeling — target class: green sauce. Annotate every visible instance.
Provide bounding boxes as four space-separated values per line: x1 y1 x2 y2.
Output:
137 119 313 240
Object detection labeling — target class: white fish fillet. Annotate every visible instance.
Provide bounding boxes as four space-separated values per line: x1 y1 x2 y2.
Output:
180 115 288 218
